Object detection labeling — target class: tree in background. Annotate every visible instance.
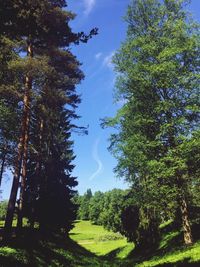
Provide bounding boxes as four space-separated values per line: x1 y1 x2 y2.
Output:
89 191 104 225
103 0 200 246
77 189 93 220
76 189 129 235
99 189 126 233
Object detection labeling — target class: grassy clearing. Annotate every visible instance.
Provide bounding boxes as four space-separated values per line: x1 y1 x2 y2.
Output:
69 220 134 258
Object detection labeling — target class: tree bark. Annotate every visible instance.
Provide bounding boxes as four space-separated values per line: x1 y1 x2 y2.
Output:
4 132 25 238
29 119 44 230
17 43 33 231
0 145 7 187
180 194 193 245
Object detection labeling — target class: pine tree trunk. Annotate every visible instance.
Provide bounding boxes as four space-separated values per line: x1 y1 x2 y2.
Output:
180 195 193 245
4 43 33 238
17 83 31 230
17 43 33 231
0 146 7 187
4 139 25 238
29 119 44 231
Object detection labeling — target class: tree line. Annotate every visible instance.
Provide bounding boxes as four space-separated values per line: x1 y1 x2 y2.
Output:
0 0 97 239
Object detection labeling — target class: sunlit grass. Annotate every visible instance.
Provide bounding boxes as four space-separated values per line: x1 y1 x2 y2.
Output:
69 220 134 258
136 241 200 267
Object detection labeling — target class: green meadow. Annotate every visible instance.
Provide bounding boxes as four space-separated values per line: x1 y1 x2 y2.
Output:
70 220 134 258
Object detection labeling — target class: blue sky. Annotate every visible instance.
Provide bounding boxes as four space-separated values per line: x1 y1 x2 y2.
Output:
68 0 130 194
1 0 200 199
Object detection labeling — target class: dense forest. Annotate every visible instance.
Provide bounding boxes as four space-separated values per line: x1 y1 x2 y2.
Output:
0 0 200 266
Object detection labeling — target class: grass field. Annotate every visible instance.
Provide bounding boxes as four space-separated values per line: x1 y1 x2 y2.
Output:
69 220 134 258
0 220 200 266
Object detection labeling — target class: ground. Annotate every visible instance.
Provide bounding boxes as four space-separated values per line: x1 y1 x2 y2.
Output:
0 220 200 266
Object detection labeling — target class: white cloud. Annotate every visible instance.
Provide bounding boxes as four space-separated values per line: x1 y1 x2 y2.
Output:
89 138 103 180
95 52 103 60
84 0 96 16
103 51 115 69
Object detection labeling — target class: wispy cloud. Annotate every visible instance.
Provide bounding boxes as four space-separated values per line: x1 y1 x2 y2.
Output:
95 52 103 60
84 0 96 16
103 51 115 69
89 138 103 180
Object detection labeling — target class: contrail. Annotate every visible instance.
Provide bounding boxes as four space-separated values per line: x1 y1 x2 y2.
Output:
84 0 96 16
89 138 103 181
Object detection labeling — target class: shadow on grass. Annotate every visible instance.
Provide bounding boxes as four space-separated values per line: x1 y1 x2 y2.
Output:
103 246 126 260
156 258 200 267
124 230 199 267
0 227 113 267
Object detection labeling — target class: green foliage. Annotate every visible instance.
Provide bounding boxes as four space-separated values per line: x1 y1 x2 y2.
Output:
76 189 93 220
104 0 200 246
76 189 129 235
0 36 21 186
89 191 104 224
97 233 123 242
0 201 8 220
99 189 126 233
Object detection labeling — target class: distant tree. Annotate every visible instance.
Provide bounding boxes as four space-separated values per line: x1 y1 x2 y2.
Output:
100 189 126 233
77 189 93 220
89 191 104 225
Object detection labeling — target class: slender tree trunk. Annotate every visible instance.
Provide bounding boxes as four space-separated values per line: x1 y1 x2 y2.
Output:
17 85 30 230
180 194 193 245
0 146 7 187
17 43 33 231
4 43 33 238
4 133 25 238
176 173 193 245
29 119 43 230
